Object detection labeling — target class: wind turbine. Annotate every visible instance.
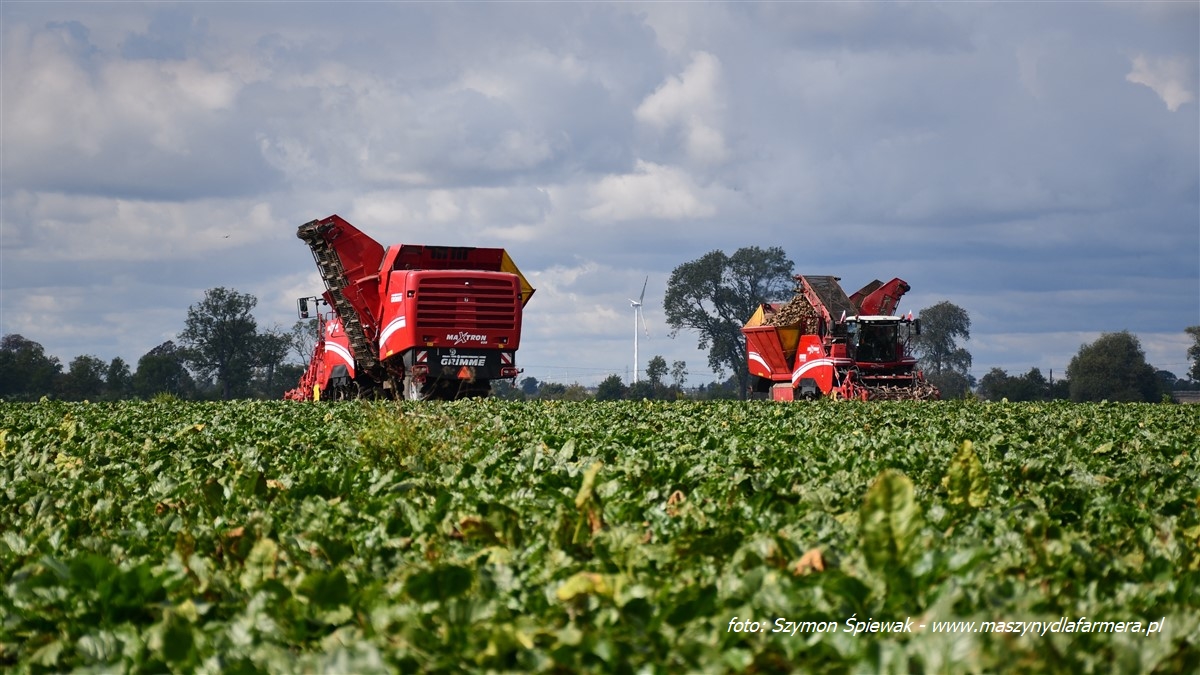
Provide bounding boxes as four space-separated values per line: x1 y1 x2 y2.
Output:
630 276 649 383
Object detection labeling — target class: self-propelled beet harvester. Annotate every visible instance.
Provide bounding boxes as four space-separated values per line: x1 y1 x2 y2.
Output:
742 275 939 401
285 215 535 401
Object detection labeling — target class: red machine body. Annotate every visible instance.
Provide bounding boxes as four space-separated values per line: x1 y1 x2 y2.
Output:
285 215 535 400
742 276 938 401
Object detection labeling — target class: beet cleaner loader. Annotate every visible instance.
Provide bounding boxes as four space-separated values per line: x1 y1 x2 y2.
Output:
286 215 535 400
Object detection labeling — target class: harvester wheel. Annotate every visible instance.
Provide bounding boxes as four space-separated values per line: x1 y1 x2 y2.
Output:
403 375 427 401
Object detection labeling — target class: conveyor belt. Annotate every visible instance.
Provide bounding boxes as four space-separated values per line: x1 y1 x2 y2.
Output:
297 220 380 374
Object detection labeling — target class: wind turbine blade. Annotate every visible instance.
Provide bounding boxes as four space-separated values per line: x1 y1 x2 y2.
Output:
638 276 648 303
639 307 649 338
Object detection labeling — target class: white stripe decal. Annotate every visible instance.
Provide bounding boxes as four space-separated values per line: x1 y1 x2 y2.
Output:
791 358 851 385
379 316 408 347
748 351 773 373
325 342 355 373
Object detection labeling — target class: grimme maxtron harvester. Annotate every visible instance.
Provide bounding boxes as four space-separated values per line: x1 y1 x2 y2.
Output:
743 276 939 401
285 215 535 401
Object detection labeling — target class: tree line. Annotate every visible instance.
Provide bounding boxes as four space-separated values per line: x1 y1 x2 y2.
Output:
4 268 1197 403
1 288 307 402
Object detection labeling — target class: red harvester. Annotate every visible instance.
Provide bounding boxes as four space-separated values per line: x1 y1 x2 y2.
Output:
285 215 534 400
742 276 939 401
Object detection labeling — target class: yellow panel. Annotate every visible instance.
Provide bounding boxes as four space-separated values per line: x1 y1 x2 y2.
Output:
501 251 536 307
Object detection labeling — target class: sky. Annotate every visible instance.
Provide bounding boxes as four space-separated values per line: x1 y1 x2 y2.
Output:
2 1 1198 389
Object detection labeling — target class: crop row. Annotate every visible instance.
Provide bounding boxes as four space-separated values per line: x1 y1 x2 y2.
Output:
1 399 1197 673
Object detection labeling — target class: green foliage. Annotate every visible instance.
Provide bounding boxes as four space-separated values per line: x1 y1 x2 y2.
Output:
978 366 1056 401
912 302 973 398
1067 331 1162 402
594 375 626 401
178 287 263 400
0 334 63 401
133 341 196 400
1 399 1198 673
664 247 795 399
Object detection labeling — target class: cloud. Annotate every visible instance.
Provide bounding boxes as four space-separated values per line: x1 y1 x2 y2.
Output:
635 51 728 164
1126 54 1196 111
581 160 719 222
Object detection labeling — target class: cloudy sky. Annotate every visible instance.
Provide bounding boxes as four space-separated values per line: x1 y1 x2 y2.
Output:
3 1 1197 388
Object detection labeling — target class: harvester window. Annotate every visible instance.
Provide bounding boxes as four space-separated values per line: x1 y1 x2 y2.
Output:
855 323 896 363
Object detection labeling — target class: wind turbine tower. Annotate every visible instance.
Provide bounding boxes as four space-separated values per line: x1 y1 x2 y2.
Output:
630 276 649 383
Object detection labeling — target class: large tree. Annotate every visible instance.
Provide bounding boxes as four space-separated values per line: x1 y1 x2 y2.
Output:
664 247 795 399
1187 326 1200 381
133 341 196 399
977 366 1049 402
0 334 62 400
595 374 626 401
105 357 134 400
60 354 107 401
1066 331 1161 402
911 301 973 398
179 287 262 399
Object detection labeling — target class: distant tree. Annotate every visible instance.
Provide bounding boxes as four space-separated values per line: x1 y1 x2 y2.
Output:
1049 377 1071 400
520 377 541 397
595 374 626 401
60 355 107 401
1187 326 1200 381
134 341 195 399
251 326 292 398
491 378 524 400
626 380 656 400
646 356 668 388
537 382 567 400
289 318 319 365
978 367 1049 402
105 357 133 400
1066 331 1161 402
0 334 62 400
697 375 740 400
179 287 261 400
1156 370 1179 391
912 301 973 398
664 247 795 400
977 368 1012 401
270 364 306 399
562 383 592 402
670 360 688 390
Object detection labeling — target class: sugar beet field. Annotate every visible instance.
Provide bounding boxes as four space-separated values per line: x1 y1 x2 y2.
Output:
2 399 1198 674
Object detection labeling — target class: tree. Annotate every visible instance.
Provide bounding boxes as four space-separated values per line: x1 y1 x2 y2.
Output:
520 377 540 397
251 326 292 398
646 355 668 388
179 287 262 400
1187 326 1200 381
290 318 319 365
134 341 195 399
912 301 973 398
536 382 568 400
670 360 688 390
977 366 1049 402
105 357 133 400
60 355 107 401
626 380 656 400
595 374 626 401
1066 331 1161 402
491 378 524 400
0 334 62 400
664 247 795 400
561 383 592 402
